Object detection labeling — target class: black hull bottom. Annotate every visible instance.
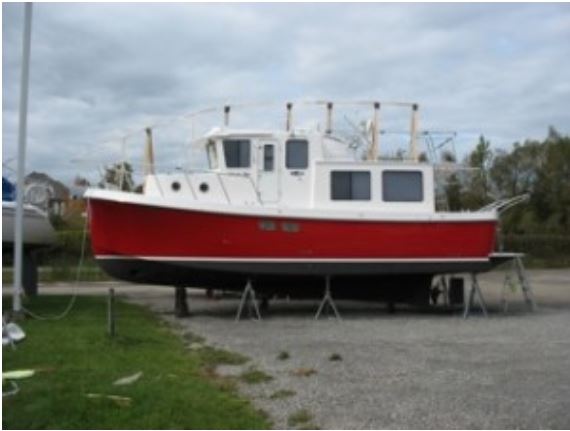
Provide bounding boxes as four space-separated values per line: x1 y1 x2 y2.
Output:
96 256 511 304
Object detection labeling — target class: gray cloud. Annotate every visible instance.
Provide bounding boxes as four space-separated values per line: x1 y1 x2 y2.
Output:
2 3 569 184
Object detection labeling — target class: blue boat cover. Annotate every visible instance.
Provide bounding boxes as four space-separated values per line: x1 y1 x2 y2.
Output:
3 177 16 201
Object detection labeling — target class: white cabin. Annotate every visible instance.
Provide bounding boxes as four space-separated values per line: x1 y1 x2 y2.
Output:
143 127 435 214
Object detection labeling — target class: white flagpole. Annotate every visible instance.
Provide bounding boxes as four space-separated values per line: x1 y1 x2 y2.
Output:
13 2 34 315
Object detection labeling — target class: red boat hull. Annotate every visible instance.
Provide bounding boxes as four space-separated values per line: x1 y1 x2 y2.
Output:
89 199 497 261
87 198 498 300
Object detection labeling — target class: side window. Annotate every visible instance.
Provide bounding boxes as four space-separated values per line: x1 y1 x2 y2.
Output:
223 139 250 168
382 171 423 202
286 139 308 169
331 171 371 200
263 144 274 172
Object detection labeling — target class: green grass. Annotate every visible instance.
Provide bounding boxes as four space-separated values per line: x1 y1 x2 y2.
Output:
287 409 313 428
2 295 270 429
195 346 249 368
239 368 273 385
269 389 296 400
2 264 111 284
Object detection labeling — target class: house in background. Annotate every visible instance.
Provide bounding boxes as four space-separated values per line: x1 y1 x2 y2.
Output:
24 172 69 216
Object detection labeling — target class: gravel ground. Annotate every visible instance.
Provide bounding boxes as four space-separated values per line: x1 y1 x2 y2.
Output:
7 269 570 429
120 269 570 429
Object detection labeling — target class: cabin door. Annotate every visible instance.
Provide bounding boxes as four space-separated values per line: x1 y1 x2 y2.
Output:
257 141 279 203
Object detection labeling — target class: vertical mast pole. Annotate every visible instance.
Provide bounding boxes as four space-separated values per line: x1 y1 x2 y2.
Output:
285 102 293 132
144 128 155 175
410 103 419 162
13 3 33 315
325 102 333 134
223 105 230 127
368 102 380 161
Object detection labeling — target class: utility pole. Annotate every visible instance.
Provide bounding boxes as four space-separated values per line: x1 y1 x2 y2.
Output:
13 3 33 316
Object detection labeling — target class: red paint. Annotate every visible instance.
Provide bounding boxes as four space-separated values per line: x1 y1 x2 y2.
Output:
88 199 497 259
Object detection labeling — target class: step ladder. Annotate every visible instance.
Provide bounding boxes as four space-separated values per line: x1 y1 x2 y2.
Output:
463 273 488 318
501 255 537 312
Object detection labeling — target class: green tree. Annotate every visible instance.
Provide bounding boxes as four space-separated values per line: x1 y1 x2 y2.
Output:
532 130 570 232
490 140 542 199
99 162 134 192
462 135 494 209
444 173 463 211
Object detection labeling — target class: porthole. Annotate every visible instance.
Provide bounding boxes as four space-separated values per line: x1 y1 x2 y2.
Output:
199 182 209 193
171 181 181 192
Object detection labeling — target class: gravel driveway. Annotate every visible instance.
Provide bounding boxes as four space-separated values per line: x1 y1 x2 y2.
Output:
121 269 570 429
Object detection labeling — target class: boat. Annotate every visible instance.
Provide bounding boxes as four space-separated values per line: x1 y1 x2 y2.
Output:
2 176 56 250
86 101 504 304
2 175 56 295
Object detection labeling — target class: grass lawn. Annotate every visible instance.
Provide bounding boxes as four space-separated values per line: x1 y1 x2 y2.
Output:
2 263 112 284
2 295 270 429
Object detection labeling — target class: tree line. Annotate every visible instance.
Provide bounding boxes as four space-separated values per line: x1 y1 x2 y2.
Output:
442 127 569 235
440 128 569 266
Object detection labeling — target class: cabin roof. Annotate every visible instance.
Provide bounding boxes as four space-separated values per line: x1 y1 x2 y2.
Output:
205 127 278 139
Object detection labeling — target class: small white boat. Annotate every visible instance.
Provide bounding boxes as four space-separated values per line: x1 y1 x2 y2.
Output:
2 201 56 248
2 177 55 249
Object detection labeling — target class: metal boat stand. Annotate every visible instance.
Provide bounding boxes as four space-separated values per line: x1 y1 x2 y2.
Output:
431 275 450 306
235 279 261 321
463 273 488 319
501 255 536 312
315 276 341 320
174 286 189 318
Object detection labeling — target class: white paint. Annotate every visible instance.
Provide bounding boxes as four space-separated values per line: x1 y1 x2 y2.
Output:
96 255 489 263
256 139 279 203
2 202 56 246
86 108 498 225
86 187 495 222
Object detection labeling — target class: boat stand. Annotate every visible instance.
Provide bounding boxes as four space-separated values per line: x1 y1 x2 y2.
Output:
174 286 190 318
463 273 488 319
431 275 450 306
501 255 536 312
315 276 341 320
235 279 261 321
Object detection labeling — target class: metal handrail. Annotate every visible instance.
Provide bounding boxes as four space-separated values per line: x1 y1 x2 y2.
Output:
477 194 529 214
91 99 420 148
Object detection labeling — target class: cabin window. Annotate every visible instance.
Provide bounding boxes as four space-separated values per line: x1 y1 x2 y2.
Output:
382 171 423 202
263 144 274 172
286 139 308 169
206 140 218 169
223 139 251 168
331 171 371 200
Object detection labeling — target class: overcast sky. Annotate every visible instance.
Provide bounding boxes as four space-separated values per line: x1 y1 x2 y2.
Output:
3 3 570 184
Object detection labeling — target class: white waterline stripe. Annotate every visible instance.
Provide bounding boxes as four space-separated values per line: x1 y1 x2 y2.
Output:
96 255 489 263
